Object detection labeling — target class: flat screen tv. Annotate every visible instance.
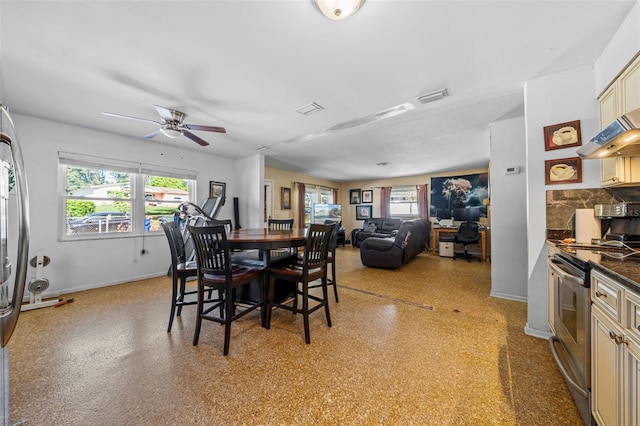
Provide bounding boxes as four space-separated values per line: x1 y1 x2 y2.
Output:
312 204 342 224
430 172 489 218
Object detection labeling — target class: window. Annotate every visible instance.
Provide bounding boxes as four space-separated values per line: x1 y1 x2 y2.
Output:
389 186 418 218
304 186 334 224
60 153 196 239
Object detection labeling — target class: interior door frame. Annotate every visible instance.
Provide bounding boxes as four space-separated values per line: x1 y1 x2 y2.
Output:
264 179 274 227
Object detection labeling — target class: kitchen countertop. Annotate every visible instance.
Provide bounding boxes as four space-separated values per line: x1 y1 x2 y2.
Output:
549 240 640 293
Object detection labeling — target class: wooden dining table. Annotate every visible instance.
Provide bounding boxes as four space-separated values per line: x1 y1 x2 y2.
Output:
226 228 307 319
226 227 307 265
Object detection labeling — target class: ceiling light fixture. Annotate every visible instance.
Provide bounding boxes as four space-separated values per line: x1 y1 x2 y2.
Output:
160 127 183 139
416 88 449 105
312 0 365 20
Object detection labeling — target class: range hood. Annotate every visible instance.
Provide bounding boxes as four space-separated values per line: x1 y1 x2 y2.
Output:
577 107 640 159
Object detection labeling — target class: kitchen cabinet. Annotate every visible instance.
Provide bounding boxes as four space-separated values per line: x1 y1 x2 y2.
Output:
591 269 640 426
598 53 640 187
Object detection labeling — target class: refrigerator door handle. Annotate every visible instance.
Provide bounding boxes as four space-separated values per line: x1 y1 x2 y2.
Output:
0 105 30 348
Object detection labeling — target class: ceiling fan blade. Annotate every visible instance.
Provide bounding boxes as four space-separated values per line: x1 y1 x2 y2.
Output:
101 111 162 125
143 129 162 139
154 105 177 122
183 131 210 147
185 124 227 133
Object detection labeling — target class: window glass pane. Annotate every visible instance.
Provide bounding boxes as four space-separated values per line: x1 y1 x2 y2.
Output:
144 175 191 233
65 200 131 235
66 166 131 197
390 187 418 217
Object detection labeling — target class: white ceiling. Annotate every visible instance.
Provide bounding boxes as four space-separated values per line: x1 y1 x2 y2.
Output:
0 1 635 182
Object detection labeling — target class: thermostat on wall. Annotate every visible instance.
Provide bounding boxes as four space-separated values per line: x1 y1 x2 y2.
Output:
505 166 520 175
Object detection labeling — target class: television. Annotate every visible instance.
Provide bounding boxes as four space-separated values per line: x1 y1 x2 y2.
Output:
453 207 480 223
430 172 489 218
312 203 342 224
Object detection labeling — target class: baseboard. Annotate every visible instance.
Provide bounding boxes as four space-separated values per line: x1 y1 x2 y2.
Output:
524 323 553 340
41 271 168 297
489 290 527 303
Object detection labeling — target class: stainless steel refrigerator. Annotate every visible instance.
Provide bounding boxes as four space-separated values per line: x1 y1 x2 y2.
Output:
0 105 30 425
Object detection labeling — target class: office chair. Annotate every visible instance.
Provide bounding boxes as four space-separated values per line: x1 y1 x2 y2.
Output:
453 221 481 262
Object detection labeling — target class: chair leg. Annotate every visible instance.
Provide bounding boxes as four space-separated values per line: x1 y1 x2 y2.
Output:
330 260 339 303
266 276 275 329
302 280 311 344
192 280 204 346
168 275 179 332
223 286 234 356
176 276 187 317
322 275 332 328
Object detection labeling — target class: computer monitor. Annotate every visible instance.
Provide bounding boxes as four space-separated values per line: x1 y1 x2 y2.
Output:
453 207 480 223
436 209 452 221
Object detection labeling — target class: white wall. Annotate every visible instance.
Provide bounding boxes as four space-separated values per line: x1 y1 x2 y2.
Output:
235 154 264 229
13 114 238 296
489 116 527 301
595 1 640 94
524 65 601 338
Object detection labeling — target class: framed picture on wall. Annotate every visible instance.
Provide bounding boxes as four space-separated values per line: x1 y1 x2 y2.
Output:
361 190 373 203
281 187 291 210
543 120 582 151
356 205 372 220
209 181 226 199
545 157 582 185
350 189 361 204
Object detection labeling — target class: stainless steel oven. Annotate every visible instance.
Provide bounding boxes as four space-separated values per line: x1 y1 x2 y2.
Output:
548 253 592 425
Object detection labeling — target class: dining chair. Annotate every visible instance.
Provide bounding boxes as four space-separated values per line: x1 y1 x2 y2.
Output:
161 222 201 332
311 222 339 302
266 223 332 344
187 224 265 355
268 218 294 231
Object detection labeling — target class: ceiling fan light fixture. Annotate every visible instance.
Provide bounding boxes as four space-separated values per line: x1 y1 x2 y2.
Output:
312 0 365 20
160 127 183 139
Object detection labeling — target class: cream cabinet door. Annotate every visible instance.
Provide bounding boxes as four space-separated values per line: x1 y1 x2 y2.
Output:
600 84 619 127
620 54 640 114
592 307 624 426
627 341 640 426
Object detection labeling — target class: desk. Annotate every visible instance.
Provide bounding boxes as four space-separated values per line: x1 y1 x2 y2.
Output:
431 227 488 261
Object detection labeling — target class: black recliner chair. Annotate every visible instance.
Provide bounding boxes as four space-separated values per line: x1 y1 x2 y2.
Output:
453 222 481 262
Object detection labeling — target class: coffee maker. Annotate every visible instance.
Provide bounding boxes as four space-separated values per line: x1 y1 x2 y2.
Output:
594 202 640 247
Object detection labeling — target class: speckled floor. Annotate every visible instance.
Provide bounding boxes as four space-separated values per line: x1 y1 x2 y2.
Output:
8 248 583 425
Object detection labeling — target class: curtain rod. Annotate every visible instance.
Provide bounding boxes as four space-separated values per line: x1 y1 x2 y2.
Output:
292 181 338 190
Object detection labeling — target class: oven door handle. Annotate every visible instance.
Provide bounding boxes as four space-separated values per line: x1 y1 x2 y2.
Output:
549 336 588 399
547 258 584 286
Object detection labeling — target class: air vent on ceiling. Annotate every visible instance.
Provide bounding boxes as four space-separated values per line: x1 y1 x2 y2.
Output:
296 102 325 115
416 88 448 104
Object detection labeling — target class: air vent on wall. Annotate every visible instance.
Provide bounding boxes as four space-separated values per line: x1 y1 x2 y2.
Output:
416 88 448 104
296 102 325 115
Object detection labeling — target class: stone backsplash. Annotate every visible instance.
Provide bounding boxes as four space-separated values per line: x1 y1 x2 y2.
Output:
546 187 640 239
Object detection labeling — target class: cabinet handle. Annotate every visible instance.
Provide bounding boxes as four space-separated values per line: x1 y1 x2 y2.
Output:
608 331 628 346
595 291 607 298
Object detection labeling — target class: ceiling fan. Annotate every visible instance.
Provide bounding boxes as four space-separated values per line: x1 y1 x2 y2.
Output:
101 105 226 146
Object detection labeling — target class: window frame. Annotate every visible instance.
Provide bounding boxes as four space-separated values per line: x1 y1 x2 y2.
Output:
304 186 334 225
389 186 419 219
59 152 196 241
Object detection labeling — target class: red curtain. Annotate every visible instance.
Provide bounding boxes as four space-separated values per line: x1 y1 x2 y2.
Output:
380 187 392 218
417 184 428 219
296 182 305 227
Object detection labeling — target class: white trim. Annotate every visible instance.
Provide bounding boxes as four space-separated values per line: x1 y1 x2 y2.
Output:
489 290 527 303
524 323 552 340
